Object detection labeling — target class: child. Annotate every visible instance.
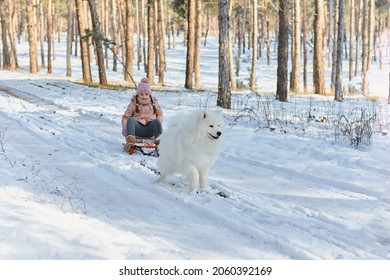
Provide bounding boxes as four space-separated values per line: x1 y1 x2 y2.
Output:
122 78 163 151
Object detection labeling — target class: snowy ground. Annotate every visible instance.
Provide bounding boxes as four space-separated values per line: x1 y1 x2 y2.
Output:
0 36 389 260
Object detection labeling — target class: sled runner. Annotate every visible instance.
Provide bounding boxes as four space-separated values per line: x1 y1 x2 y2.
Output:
127 138 159 157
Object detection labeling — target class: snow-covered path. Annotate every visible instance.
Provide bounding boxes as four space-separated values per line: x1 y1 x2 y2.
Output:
1 71 389 260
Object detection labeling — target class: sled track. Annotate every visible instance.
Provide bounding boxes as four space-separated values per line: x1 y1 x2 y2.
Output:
217 152 382 202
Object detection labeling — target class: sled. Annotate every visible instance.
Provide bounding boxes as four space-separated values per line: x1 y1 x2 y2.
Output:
127 138 159 157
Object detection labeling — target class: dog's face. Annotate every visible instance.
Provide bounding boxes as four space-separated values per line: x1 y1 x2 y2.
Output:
200 110 225 141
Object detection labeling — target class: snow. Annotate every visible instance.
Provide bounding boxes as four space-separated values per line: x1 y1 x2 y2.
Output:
0 36 389 260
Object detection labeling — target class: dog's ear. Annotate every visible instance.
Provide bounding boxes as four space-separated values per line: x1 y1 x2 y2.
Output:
202 110 208 119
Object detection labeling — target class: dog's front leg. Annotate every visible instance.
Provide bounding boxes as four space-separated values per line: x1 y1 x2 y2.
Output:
184 164 200 191
199 168 208 190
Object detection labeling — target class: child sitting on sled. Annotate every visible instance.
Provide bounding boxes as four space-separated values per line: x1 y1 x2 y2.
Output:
122 77 163 151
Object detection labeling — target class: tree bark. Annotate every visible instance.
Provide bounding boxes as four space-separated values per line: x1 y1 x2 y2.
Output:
250 0 258 92
276 0 289 102
75 0 92 82
217 0 231 109
146 0 155 82
354 0 361 77
124 0 134 85
264 0 270 66
313 0 326 95
290 0 300 93
194 0 202 89
9 0 18 69
335 0 344 101
157 0 166 85
185 0 195 89
66 0 73 77
47 0 53 73
141 0 147 70
302 0 308 92
26 0 39 73
330 0 338 93
0 1 11 69
362 0 369 96
111 0 118 71
367 0 374 71
348 0 354 81
135 0 142 70
38 0 45 68
88 0 107 85
228 0 236 91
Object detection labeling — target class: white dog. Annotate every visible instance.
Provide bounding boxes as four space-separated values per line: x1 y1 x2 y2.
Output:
157 109 225 191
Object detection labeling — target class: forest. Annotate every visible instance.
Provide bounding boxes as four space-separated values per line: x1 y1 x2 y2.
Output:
1 0 390 262
0 0 389 107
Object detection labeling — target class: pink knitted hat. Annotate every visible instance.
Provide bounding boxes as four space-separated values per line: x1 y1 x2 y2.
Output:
136 77 151 95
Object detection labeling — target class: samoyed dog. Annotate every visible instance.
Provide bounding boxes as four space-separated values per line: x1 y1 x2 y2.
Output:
157 109 225 191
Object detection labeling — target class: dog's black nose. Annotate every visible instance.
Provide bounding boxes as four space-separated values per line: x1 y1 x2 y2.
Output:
217 131 222 136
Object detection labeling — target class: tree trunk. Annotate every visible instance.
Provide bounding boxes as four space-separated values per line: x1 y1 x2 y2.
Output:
26 0 39 73
154 2 159 76
367 0 374 71
228 0 236 91
88 0 107 85
123 0 134 85
335 0 344 101
111 0 118 71
157 0 166 85
66 0 72 77
135 0 142 71
75 0 92 82
117 0 125 73
47 0 53 74
330 0 338 93
313 0 326 95
328 0 333 68
194 0 202 89
362 0 369 96
0 2 11 69
185 0 195 89
290 0 300 93
217 0 231 109
348 0 354 81
276 0 289 102
38 0 45 68
354 0 361 77
102 0 109 69
167 5 171 50
74 18 78 57
250 0 258 92
302 0 307 92
236 6 242 77
264 0 270 66
142 0 147 71
146 0 155 82
9 0 18 69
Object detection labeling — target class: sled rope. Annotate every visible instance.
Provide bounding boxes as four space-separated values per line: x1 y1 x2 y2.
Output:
139 160 161 176
128 143 159 157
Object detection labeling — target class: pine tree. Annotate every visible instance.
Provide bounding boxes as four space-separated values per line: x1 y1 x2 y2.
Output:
217 0 231 109
26 0 39 73
185 0 195 89
276 0 289 102
335 0 344 101
313 0 326 95
75 0 92 82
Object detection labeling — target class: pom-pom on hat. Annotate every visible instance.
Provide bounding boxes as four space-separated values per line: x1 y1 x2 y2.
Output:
136 77 152 95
